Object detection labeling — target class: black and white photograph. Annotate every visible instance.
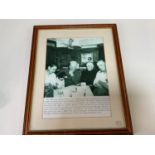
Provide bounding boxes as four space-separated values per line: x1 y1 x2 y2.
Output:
44 37 109 98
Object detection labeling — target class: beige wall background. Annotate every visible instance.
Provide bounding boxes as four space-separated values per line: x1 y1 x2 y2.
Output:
0 19 155 134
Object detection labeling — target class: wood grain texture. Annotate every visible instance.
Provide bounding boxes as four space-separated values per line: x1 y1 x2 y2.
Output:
23 24 133 135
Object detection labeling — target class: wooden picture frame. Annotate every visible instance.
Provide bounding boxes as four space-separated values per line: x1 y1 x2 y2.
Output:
23 24 133 135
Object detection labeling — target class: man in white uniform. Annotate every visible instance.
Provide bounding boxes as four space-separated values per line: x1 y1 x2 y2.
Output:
44 65 58 97
93 60 109 96
45 65 58 87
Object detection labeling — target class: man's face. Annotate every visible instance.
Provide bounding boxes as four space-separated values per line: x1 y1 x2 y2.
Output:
48 66 57 74
97 61 106 72
86 63 94 71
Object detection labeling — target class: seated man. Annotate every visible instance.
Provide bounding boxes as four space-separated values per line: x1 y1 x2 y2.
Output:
44 64 58 97
93 60 109 96
81 62 97 86
65 61 81 86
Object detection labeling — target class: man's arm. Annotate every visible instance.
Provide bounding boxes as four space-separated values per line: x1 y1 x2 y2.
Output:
98 80 108 89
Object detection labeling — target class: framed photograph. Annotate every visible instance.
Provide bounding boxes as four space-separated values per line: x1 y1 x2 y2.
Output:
23 24 133 135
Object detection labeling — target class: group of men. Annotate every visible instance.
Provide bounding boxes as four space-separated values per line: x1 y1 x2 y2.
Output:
44 60 109 97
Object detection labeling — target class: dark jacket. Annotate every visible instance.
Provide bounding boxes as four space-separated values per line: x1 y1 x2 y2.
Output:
65 69 81 86
81 69 97 86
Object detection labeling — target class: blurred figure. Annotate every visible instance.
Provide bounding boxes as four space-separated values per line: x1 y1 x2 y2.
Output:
65 61 81 86
81 62 97 86
93 60 109 96
87 57 93 63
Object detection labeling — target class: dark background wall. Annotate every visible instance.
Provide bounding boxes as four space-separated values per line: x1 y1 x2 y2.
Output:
46 40 105 70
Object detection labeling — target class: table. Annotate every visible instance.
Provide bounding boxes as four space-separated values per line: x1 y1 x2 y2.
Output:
54 85 94 97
